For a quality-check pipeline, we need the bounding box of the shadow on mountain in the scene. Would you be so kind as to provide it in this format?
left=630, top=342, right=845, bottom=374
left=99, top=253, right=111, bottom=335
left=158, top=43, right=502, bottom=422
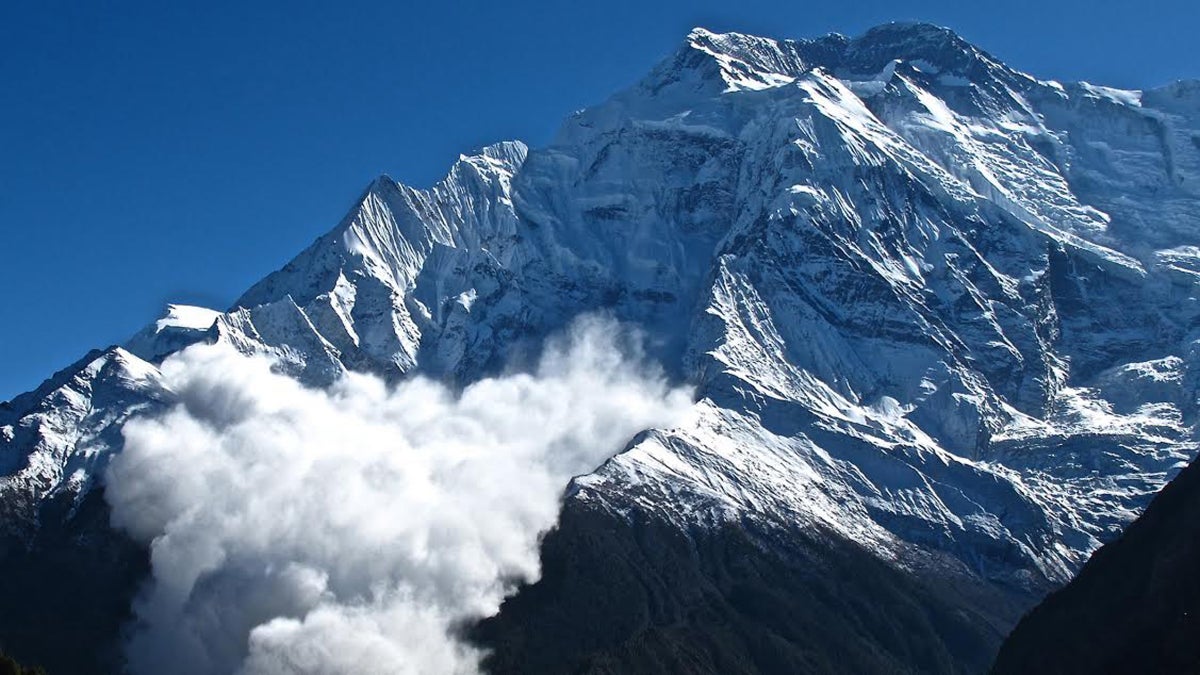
left=0, top=488, right=146, bottom=675
left=473, top=498, right=1033, bottom=675
left=993, top=454, right=1200, bottom=674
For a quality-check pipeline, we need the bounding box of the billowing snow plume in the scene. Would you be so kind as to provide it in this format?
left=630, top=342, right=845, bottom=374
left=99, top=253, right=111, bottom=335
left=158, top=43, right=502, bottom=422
left=104, top=314, right=693, bottom=675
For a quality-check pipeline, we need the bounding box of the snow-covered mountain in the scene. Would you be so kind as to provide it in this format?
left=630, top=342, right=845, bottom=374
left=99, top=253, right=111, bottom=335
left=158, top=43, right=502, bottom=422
left=993, top=440, right=1200, bottom=673
left=3, top=22, right=1199, bottom=674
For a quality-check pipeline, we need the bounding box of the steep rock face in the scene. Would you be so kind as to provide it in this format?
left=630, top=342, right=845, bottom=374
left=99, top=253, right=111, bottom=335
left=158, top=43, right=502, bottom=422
left=2, top=22, right=1198, bottom=674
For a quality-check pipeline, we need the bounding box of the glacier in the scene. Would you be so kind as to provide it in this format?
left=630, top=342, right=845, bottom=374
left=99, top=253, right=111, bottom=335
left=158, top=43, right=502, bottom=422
left=2, top=21, right=1198, bottom=674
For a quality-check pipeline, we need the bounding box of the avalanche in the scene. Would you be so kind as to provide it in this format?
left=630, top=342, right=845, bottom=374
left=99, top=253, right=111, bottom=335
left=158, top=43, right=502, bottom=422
left=2, top=20, right=1198, bottom=675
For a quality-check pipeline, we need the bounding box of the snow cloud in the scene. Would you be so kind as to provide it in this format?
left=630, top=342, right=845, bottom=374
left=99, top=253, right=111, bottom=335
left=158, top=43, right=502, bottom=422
left=105, top=315, right=693, bottom=675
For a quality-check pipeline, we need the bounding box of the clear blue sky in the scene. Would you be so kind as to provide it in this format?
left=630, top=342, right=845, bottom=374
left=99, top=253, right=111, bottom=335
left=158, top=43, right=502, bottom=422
left=2, top=0, right=1197, bottom=400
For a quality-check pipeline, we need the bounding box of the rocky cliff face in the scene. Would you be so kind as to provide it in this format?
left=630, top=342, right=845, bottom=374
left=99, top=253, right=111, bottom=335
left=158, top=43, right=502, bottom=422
left=2, top=22, right=1198, bottom=674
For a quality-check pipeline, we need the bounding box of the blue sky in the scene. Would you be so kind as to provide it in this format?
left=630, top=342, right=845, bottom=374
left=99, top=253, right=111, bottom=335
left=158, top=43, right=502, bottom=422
left=2, top=0, right=1197, bottom=400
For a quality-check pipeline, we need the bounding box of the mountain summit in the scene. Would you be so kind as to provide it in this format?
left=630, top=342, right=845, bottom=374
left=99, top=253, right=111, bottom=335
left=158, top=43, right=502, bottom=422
left=3, top=24, right=1199, bottom=674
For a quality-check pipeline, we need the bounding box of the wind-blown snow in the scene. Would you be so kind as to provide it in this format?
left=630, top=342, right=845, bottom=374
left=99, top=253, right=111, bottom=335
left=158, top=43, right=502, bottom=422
left=104, top=315, right=693, bottom=675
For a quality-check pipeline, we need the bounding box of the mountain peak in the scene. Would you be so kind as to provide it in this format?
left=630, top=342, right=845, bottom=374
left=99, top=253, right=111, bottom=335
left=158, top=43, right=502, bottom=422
left=668, top=26, right=813, bottom=92
left=452, top=140, right=528, bottom=183
left=658, top=23, right=1007, bottom=94
left=858, top=21, right=966, bottom=44
left=844, top=21, right=1006, bottom=78
left=125, top=304, right=220, bottom=362
left=368, top=173, right=397, bottom=191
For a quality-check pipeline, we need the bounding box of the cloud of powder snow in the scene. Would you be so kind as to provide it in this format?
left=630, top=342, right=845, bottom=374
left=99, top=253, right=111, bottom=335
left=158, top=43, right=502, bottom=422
left=104, top=314, right=693, bottom=675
